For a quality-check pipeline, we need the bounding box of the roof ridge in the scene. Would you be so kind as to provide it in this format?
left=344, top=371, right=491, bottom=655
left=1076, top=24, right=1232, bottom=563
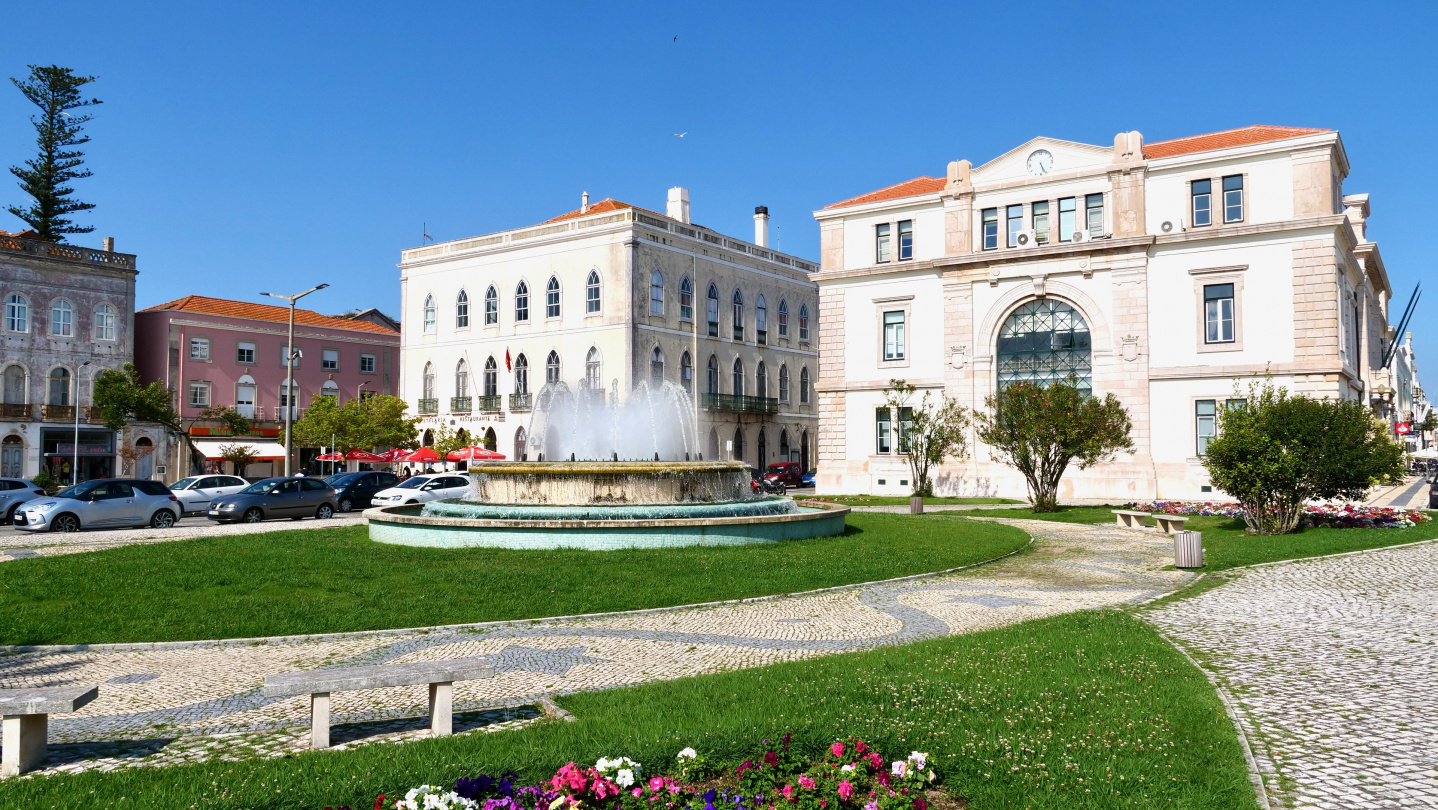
left=1145, top=124, right=1328, bottom=147
left=823, top=175, right=945, bottom=210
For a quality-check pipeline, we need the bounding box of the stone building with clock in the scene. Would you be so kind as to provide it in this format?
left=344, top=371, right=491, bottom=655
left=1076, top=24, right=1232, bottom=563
left=811, top=125, right=1406, bottom=500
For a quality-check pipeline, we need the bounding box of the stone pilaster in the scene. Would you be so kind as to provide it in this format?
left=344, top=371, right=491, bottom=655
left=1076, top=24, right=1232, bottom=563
left=816, top=284, right=847, bottom=490
left=943, top=160, right=973, bottom=257
left=1290, top=236, right=1343, bottom=397
left=819, top=220, right=844, bottom=271
left=1105, top=251, right=1153, bottom=461
left=1292, top=147, right=1340, bottom=218
left=1108, top=132, right=1147, bottom=238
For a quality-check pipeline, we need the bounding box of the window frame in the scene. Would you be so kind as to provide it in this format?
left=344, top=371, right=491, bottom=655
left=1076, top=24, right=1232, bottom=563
left=875, top=223, right=891, bottom=264
left=1084, top=193, right=1104, bottom=237
left=49, top=299, right=73, bottom=337
left=237, top=341, right=256, bottom=365
left=546, top=277, right=562, bottom=319
left=778, top=364, right=790, bottom=402
left=515, top=281, right=530, bottom=322
left=875, top=407, right=892, bottom=454
left=546, top=350, right=561, bottom=384
left=755, top=295, right=767, bottom=346
left=679, top=276, right=693, bottom=321
left=1195, top=399, right=1217, bottom=457
left=650, top=270, right=665, bottom=316
left=777, top=299, right=789, bottom=338
left=455, top=289, right=470, bottom=328
left=585, top=271, right=601, bottom=315
left=1032, top=200, right=1050, bottom=244
left=799, top=367, right=810, bottom=404
left=1006, top=204, right=1023, bottom=248
left=798, top=304, right=811, bottom=344
left=897, top=220, right=913, bottom=261
left=731, top=289, right=744, bottom=342
left=359, top=353, right=376, bottom=374
left=322, top=348, right=340, bottom=371
left=875, top=295, right=912, bottom=369
left=1222, top=174, right=1245, bottom=223
left=4, top=294, right=29, bottom=333
left=1202, top=283, right=1236, bottom=345
left=1057, top=197, right=1076, bottom=242
left=981, top=208, right=998, bottom=250
left=189, top=336, right=211, bottom=362
left=1190, top=265, right=1246, bottom=353
left=423, top=294, right=436, bottom=333
left=1191, top=179, right=1212, bottom=227
left=188, top=381, right=212, bottom=409
left=706, top=283, right=720, bottom=337
left=484, top=285, right=499, bottom=326
left=93, top=303, right=117, bottom=341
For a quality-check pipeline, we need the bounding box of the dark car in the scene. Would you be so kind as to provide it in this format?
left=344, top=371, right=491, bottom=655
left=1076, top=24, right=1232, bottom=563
left=207, top=477, right=338, bottom=523
left=324, top=471, right=399, bottom=512
left=763, top=462, right=803, bottom=488
left=1430, top=478, right=1438, bottom=509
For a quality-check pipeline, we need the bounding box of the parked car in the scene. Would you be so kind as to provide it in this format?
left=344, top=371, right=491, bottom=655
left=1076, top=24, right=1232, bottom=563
left=0, top=477, right=49, bottom=523
left=206, top=477, right=338, bottom=523
left=763, top=462, right=804, bottom=488
left=370, top=473, right=470, bottom=506
left=14, top=479, right=182, bottom=532
left=801, top=469, right=817, bottom=488
left=324, top=471, right=400, bottom=512
left=1430, top=478, right=1438, bottom=509
left=169, top=474, right=251, bottom=516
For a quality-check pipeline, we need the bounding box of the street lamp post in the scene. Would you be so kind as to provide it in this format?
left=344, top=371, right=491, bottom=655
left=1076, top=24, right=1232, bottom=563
left=261, top=284, right=329, bottom=477
left=72, top=360, right=92, bottom=485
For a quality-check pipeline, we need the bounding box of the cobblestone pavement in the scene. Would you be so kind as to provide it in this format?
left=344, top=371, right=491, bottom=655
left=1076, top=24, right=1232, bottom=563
left=0, top=512, right=366, bottom=562
left=1146, top=540, right=1438, bottom=809
left=0, top=517, right=1190, bottom=777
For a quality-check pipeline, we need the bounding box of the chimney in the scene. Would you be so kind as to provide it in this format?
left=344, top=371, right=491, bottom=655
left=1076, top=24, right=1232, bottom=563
left=102, top=236, right=114, bottom=252
left=666, top=186, right=691, bottom=224
left=580, top=191, right=590, bottom=214
left=753, top=206, right=769, bottom=247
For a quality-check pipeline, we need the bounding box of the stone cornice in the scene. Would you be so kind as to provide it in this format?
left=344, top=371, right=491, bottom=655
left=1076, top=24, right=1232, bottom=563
left=810, top=236, right=1154, bottom=283
left=1148, top=361, right=1352, bottom=381
left=816, top=377, right=944, bottom=393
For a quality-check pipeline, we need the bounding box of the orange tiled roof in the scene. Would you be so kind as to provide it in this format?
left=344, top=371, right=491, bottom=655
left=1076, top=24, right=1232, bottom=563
left=1142, top=125, right=1329, bottom=159
left=823, top=176, right=946, bottom=210
left=140, top=295, right=400, bottom=335
left=0, top=229, right=39, bottom=239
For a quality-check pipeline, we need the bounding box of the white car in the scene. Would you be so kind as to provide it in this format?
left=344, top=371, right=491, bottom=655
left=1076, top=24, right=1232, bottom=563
left=370, top=473, right=470, bottom=506
left=170, top=474, right=251, bottom=516
left=0, top=477, right=49, bottom=523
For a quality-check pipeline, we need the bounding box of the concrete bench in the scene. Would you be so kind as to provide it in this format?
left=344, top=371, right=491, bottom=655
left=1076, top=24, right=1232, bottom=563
left=262, top=656, right=493, bottom=749
left=1, top=686, right=99, bottom=778
left=1153, top=515, right=1190, bottom=535
left=1111, top=510, right=1150, bottom=529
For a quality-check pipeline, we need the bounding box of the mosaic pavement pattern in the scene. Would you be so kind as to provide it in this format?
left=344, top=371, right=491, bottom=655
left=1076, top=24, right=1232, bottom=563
left=1147, top=540, right=1438, bottom=809
left=0, top=518, right=1190, bottom=776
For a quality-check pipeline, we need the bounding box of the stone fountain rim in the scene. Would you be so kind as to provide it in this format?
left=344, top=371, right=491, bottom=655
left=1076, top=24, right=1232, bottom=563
left=364, top=499, right=849, bottom=530
left=465, top=460, right=750, bottom=475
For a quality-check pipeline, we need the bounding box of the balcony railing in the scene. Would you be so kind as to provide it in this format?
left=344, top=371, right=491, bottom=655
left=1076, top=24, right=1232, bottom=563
left=478, top=395, right=502, bottom=412
left=41, top=404, right=76, bottom=422
left=451, top=396, right=472, bottom=413
left=509, top=392, right=532, bottom=411
left=701, top=393, right=778, bottom=414
left=418, top=398, right=438, bottom=415
left=0, top=403, right=32, bottom=419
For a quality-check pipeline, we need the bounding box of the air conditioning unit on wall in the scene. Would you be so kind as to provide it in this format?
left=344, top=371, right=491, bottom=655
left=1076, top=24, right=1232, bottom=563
left=1070, top=229, right=1091, bottom=244
left=1013, top=229, right=1037, bottom=248
left=1160, top=217, right=1186, bottom=234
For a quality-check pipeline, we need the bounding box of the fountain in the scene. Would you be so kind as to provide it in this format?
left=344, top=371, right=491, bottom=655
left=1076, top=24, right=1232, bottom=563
left=365, top=380, right=847, bottom=550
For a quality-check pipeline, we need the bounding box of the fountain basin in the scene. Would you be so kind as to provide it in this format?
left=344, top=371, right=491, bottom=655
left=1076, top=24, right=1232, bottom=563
left=458, top=460, right=752, bottom=506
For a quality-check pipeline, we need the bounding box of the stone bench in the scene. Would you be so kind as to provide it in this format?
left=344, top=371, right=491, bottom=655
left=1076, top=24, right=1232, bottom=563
left=1, top=686, right=99, bottom=778
left=1111, top=510, right=1150, bottom=529
left=262, top=656, right=494, bottom=749
left=1153, top=515, right=1190, bottom=535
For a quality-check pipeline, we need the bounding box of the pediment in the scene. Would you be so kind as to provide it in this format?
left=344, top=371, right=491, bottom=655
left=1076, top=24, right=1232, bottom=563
left=971, top=137, right=1113, bottom=184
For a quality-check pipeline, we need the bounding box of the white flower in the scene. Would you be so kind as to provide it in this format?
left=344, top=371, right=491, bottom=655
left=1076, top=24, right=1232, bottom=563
left=840, top=764, right=855, bottom=773
left=891, top=761, right=907, bottom=777
left=909, top=751, right=927, bottom=770
left=677, top=747, right=698, bottom=760
left=616, top=769, right=635, bottom=788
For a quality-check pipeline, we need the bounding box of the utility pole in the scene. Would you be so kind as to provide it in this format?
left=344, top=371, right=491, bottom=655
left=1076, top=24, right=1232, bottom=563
left=262, top=284, right=329, bottom=476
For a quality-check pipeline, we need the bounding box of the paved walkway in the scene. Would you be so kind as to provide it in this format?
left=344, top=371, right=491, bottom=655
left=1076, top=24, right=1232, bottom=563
left=0, top=513, right=367, bottom=562
left=0, top=517, right=1188, bottom=776
left=1146, top=541, right=1438, bottom=809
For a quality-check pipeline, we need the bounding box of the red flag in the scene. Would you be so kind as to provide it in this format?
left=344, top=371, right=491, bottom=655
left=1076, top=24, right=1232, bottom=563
left=505, top=348, right=512, bottom=371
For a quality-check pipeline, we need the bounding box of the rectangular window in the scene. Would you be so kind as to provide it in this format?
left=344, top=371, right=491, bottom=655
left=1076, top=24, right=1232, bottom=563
left=236, top=342, right=255, bottom=364
left=898, top=406, right=914, bottom=454
left=1032, top=201, right=1049, bottom=244
left=1191, top=179, right=1212, bottom=227
left=883, top=311, right=905, bottom=360
left=188, top=382, right=211, bottom=408
left=707, top=294, right=719, bottom=337
left=1085, top=193, right=1104, bottom=236
left=281, top=345, right=298, bottom=367
left=875, top=223, right=891, bottom=263
left=875, top=408, right=891, bottom=454
left=981, top=208, right=998, bottom=250
left=680, top=284, right=693, bottom=321
left=897, top=220, right=913, bottom=260
left=1058, top=197, right=1076, bottom=242
left=1223, top=175, right=1244, bottom=223
left=360, top=353, right=376, bottom=374
left=322, top=349, right=339, bottom=371
left=189, top=337, right=210, bottom=361
left=1204, top=283, right=1235, bottom=343
left=1005, top=205, right=1023, bottom=248
left=1196, top=400, right=1217, bottom=455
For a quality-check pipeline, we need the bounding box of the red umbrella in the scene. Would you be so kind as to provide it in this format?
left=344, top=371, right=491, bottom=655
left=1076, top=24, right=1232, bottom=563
left=345, top=449, right=388, bottom=462
left=446, top=446, right=506, bottom=462
left=316, top=451, right=345, bottom=462
left=378, top=448, right=410, bottom=461
left=404, top=446, right=441, bottom=462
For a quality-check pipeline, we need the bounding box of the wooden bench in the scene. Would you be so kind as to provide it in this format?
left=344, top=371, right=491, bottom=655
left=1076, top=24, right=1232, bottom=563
left=1, top=686, right=99, bottom=778
left=262, top=656, right=494, bottom=749
left=1111, top=510, right=1150, bottom=529
left=1153, top=515, right=1190, bottom=535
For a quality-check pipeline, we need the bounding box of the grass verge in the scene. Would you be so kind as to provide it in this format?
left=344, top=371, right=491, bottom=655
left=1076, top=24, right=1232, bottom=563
left=0, top=513, right=1027, bottom=646
left=0, top=611, right=1259, bottom=810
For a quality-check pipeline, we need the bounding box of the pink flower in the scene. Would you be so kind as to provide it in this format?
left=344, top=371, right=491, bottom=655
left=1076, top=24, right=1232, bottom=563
left=799, top=777, right=816, bottom=790
left=830, top=742, right=845, bottom=758
left=855, top=741, right=867, bottom=755
left=633, top=788, right=644, bottom=798
left=838, top=781, right=854, bottom=802
left=868, top=753, right=883, bottom=770
left=649, top=777, right=664, bottom=793
left=781, top=786, right=795, bottom=799
left=764, top=751, right=779, bottom=767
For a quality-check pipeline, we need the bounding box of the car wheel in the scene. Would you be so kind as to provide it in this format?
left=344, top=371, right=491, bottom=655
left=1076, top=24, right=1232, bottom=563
left=406, top=499, right=418, bottom=505
left=316, top=504, right=334, bottom=520
left=242, top=507, right=264, bottom=523
left=51, top=513, right=81, bottom=533
left=150, top=510, right=177, bottom=528
left=4, top=503, right=18, bottom=524
left=338, top=498, right=353, bottom=513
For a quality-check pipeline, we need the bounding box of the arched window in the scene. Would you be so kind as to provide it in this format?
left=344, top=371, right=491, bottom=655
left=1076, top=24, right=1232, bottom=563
left=731, top=289, right=744, bottom=340
left=482, top=427, right=497, bottom=451
left=421, top=428, right=434, bottom=447
left=50, top=300, right=72, bottom=337
left=779, top=429, right=791, bottom=461
left=650, top=347, right=664, bottom=385
left=485, top=285, right=499, bottom=325
left=422, top=362, right=435, bottom=400
left=133, top=436, right=153, bottom=479
left=455, top=359, right=469, bottom=397
left=996, top=299, right=1093, bottom=394
left=800, top=367, right=810, bottom=404
left=2, top=365, right=25, bottom=404
left=679, top=276, right=693, bottom=320
left=48, top=367, right=71, bottom=406
left=707, top=428, right=719, bottom=461
left=455, top=290, right=470, bottom=328
left=423, top=295, right=436, bottom=333
left=732, top=357, right=744, bottom=397
left=732, top=426, right=745, bottom=463
left=5, top=294, right=29, bottom=333
left=546, top=350, right=561, bottom=383
left=320, top=380, right=340, bottom=398
left=514, top=353, right=529, bottom=394
left=93, top=304, right=116, bottom=341
left=757, top=427, right=768, bottom=468
left=706, top=354, right=719, bottom=394
left=778, top=299, right=789, bottom=337
left=778, top=364, right=790, bottom=402
left=515, top=281, right=530, bottom=321
left=586, top=271, right=601, bottom=314
left=514, top=426, right=528, bottom=460
left=755, top=360, right=767, bottom=398
left=798, top=304, right=810, bottom=342
left=546, top=276, right=562, bottom=318
left=484, top=356, right=498, bottom=397
left=706, top=283, right=720, bottom=336
left=755, top=295, right=767, bottom=344
left=585, top=347, right=602, bottom=389
left=680, top=351, right=693, bottom=395
left=650, top=270, right=664, bottom=316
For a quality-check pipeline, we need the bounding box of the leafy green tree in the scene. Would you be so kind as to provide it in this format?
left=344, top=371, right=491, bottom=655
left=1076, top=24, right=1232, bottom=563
left=1203, top=380, right=1406, bottom=535
left=292, top=394, right=417, bottom=453
left=92, top=363, right=252, bottom=476
left=881, top=379, right=970, bottom=498
left=1418, top=411, right=1438, bottom=448
left=976, top=378, right=1134, bottom=512
left=7, top=65, right=102, bottom=242
left=218, top=444, right=260, bottom=478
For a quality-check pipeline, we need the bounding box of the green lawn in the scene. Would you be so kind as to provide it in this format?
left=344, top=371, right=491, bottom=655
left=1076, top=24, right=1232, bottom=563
left=936, top=505, right=1438, bottom=570
left=0, top=611, right=1259, bottom=810
left=0, top=513, right=1027, bottom=646
left=804, top=495, right=1021, bottom=505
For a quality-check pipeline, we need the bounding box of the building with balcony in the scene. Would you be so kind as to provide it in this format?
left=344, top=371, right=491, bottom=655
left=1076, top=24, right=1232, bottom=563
left=399, top=188, right=820, bottom=470
left=134, top=295, right=401, bottom=479
left=813, top=125, right=1414, bottom=500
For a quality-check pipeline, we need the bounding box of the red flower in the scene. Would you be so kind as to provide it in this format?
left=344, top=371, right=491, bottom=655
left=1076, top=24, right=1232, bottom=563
left=764, top=751, right=779, bottom=767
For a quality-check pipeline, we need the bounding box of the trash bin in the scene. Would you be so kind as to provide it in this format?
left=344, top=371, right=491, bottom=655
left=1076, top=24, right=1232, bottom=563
left=909, top=496, right=924, bottom=514
left=1174, top=530, right=1203, bottom=568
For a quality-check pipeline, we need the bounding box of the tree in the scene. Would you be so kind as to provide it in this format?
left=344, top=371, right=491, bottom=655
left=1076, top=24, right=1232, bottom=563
left=881, top=379, right=970, bottom=498
left=117, top=439, right=155, bottom=477
left=92, top=363, right=253, bottom=476
left=218, top=444, right=260, bottom=478
left=7, top=65, right=102, bottom=242
left=1418, top=411, right=1438, bottom=448
left=425, top=421, right=468, bottom=461
left=976, top=378, right=1133, bottom=512
left=291, top=394, right=417, bottom=453
left=1203, top=380, right=1406, bottom=535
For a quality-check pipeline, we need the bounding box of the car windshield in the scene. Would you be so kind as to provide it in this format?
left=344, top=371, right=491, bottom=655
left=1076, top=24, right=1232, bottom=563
left=766, top=465, right=788, bottom=473
left=325, top=473, right=363, bottom=486
left=240, top=481, right=279, bottom=494
left=395, top=477, right=428, bottom=489
left=54, top=480, right=106, bottom=500
left=170, top=477, right=200, bottom=490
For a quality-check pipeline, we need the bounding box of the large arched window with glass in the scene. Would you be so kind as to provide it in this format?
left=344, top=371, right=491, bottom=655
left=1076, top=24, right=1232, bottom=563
left=755, top=360, right=767, bottom=398
left=547, top=277, right=562, bottom=318
left=455, top=290, right=470, bottom=328
left=515, top=281, right=530, bottom=322
left=799, top=367, right=810, bottom=404
left=680, top=351, right=692, bottom=395
left=483, top=356, right=498, bottom=397
left=778, top=364, right=790, bottom=402
left=731, top=290, right=744, bottom=341
left=484, top=285, right=498, bottom=325
left=777, top=299, right=789, bottom=337
left=514, top=353, right=529, bottom=394
left=649, top=270, right=664, bottom=316
left=755, top=295, right=767, bottom=345
left=798, top=304, right=810, bottom=342
left=706, top=283, right=720, bottom=336
left=93, top=304, right=117, bottom=341
left=706, top=354, right=719, bottom=394
left=422, top=362, right=435, bottom=400
left=50, top=300, right=72, bottom=337
left=454, top=359, right=469, bottom=397
left=48, top=367, right=71, bottom=406
left=423, top=295, right=436, bottom=333
left=2, top=365, right=25, bottom=405
left=585, top=271, right=601, bottom=314
left=6, top=294, right=29, bottom=333
left=546, top=350, right=561, bottom=383
left=731, top=357, right=744, bottom=397
left=585, top=347, right=602, bottom=389
left=996, top=299, right=1093, bottom=394
left=679, top=276, right=693, bottom=320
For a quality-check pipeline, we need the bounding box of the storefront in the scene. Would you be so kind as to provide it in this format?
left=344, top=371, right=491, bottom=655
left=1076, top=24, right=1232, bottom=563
left=41, top=428, right=115, bottom=485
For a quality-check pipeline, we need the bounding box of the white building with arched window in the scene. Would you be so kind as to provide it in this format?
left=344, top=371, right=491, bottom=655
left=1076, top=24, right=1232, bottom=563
left=813, top=126, right=1412, bottom=500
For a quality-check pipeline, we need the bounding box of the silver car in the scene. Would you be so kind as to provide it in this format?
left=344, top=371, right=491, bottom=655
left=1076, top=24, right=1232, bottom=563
left=170, top=474, right=250, bottom=516
left=0, top=477, right=48, bottom=523
left=370, top=473, right=470, bottom=506
left=15, top=479, right=183, bottom=532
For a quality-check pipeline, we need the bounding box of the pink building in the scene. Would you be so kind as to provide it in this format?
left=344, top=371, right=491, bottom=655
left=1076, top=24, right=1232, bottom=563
left=135, top=296, right=400, bottom=480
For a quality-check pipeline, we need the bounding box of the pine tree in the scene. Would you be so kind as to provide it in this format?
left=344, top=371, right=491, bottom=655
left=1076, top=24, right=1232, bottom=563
left=7, top=65, right=102, bottom=242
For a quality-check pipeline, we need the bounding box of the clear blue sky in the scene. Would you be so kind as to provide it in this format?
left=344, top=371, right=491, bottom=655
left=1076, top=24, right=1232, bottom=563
left=2, top=1, right=1433, bottom=371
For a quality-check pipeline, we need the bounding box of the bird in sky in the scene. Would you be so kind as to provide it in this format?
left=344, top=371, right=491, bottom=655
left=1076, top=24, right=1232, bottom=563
left=674, top=132, right=687, bottom=138
left=673, top=35, right=677, bottom=42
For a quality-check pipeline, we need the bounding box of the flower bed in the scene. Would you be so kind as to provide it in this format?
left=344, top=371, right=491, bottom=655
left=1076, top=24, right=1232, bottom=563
left=1121, top=501, right=1429, bottom=529
left=332, top=738, right=942, bottom=810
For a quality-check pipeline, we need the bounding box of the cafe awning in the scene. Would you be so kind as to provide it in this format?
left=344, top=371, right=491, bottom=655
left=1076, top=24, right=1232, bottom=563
left=192, top=439, right=289, bottom=461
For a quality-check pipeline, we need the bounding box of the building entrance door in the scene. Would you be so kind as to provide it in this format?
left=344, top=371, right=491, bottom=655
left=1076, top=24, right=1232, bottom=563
left=1, top=436, right=21, bottom=478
